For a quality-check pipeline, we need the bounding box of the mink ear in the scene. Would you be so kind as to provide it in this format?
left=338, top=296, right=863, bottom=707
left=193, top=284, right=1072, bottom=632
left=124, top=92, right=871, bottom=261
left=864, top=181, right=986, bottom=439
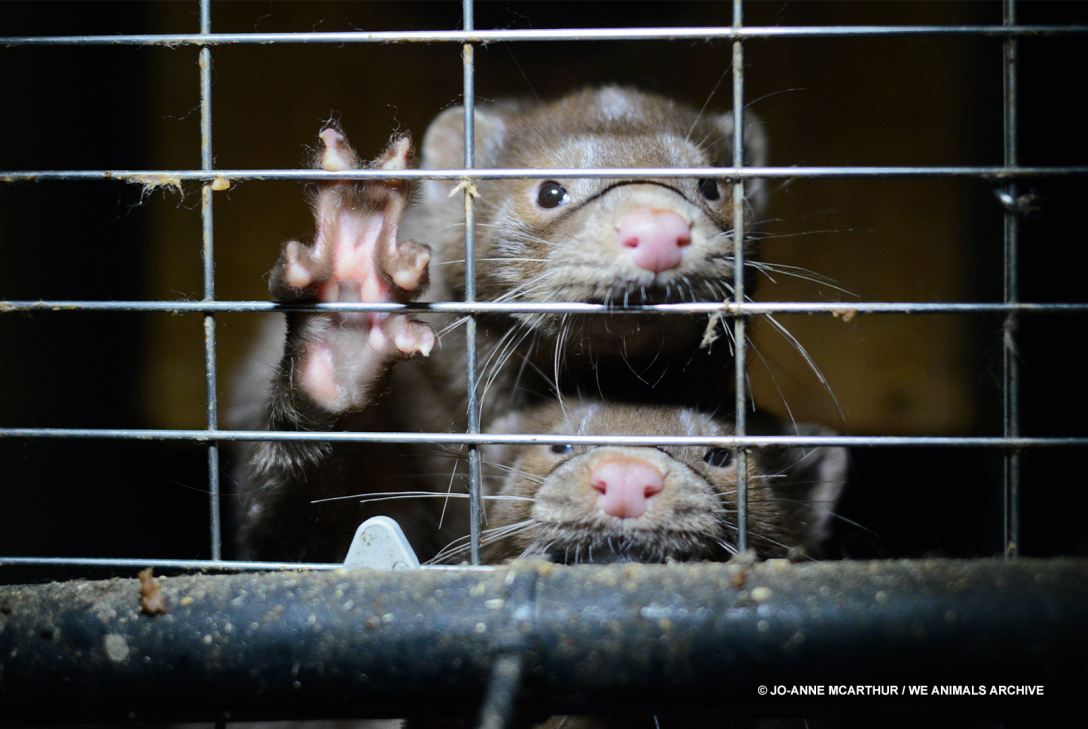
left=419, top=104, right=511, bottom=201
left=710, top=110, right=769, bottom=217
left=762, top=422, right=849, bottom=556
left=481, top=401, right=571, bottom=498
left=479, top=408, right=535, bottom=498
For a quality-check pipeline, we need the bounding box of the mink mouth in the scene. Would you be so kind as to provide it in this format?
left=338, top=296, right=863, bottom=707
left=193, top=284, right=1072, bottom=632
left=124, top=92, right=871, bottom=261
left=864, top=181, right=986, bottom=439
left=545, top=274, right=728, bottom=309
left=546, top=540, right=713, bottom=565
left=548, top=544, right=664, bottom=565
left=596, top=284, right=685, bottom=307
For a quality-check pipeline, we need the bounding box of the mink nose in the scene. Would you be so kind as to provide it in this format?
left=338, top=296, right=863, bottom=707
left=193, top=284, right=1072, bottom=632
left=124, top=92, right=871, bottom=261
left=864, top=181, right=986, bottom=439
left=590, top=456, right=664, bottom=519
left=615, top=208, right=692, bottom=273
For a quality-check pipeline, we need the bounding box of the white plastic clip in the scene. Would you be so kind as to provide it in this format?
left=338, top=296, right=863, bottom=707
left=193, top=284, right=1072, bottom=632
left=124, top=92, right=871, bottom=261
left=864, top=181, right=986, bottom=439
left=343, top=516, right=421, bottom=571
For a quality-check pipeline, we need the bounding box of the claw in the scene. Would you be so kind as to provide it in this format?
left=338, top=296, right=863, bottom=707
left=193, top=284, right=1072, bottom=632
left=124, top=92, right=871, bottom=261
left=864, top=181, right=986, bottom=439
left=414, top=327, right=436, bottom=357
left=284, top=240, right=314, bottom=289
left=379, top=135, right=412, bottom=171
left=319, top=128, right=359, bottom=172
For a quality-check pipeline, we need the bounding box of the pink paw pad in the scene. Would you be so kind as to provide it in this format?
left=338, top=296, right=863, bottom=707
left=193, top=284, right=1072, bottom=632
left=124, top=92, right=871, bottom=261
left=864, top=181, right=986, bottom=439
left=283, top=241, right=315, bottom=290
left=300, top=343, right=340, bottom=407
left=391, top=249, right=430, bottom=291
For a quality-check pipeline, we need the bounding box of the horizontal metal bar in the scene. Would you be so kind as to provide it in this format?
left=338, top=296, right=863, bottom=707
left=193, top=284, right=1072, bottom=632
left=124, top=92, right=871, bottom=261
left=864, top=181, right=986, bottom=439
left=0, top=557, right=341, bottom=573
left=2, top=25, right=1086, bottom=47
left=0, top=427, right=1086, bottom=448
left=2, top=300, right=1087, bottom=316
left=1, top=560, right=1083, bottom=723
left=0, top=557, right=487, bottom=573
left=4, top=166, right=1088, bottom=182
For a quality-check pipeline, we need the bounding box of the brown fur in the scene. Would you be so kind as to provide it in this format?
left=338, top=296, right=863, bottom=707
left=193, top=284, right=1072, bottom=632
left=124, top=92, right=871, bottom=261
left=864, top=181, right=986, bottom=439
left=232, top=87, right=773, bottom=564
left=476, top=401, right=847, bottom=565
left=406, top=86, right=767, bottom=367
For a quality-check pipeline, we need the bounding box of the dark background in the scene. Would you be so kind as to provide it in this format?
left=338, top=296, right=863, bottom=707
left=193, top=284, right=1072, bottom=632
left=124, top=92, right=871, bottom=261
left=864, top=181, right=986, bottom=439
left=1, top=1, right=1086, bottom=570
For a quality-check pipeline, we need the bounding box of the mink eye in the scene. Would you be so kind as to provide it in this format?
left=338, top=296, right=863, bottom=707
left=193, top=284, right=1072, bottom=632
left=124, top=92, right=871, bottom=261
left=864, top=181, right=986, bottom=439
left=697, top=178, right=721, bottom=202
left=703, top=448, right=733, bottom=467
left=537, top=181, right=570, bottom=209
left=550, top=443, right=574, bottom=455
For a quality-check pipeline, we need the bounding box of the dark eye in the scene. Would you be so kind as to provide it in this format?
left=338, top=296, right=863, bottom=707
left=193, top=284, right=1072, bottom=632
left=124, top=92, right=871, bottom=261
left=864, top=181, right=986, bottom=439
left=550, top=443, right=573, bottom=455
left=697, top=178, right=721, bottom=202
left=703, top=448, right=733, bottom=467
left=537, top=181, right=570, bottom=209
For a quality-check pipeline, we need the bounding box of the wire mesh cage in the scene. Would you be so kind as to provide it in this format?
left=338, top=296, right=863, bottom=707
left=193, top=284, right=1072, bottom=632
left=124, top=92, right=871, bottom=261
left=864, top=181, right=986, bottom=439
left=2, top=0, right=1087, bottom=725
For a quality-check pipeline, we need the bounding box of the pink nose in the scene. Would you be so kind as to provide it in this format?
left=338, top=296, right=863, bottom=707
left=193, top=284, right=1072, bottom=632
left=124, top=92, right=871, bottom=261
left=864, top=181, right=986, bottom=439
left=615, top=208, right=692, bottom=273
left=589, top=456, right=664, bottom=519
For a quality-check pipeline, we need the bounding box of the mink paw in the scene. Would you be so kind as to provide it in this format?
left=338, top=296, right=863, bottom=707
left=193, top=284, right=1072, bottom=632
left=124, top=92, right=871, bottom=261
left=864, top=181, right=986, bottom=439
left=271, top=129, right=435, bottom=411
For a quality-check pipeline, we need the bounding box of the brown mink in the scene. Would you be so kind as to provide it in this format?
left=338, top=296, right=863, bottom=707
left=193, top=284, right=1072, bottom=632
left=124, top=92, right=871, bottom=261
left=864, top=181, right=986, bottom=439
left=232, top=86, right=773, bottom=563
left=470, top=400, right=847, bottom=566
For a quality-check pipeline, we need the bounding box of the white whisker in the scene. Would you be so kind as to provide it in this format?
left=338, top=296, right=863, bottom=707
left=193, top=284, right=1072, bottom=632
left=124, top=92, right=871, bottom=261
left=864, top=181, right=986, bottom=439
left=310, top=491, right=534, bottom=505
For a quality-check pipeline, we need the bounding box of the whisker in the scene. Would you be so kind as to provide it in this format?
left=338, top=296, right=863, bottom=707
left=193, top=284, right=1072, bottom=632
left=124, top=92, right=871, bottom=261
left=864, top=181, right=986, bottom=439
left=428, top=519, right=537, bottom=564
left=310, top=491, right=535, bottom=505
left=764, top=313, right=845, bottom=426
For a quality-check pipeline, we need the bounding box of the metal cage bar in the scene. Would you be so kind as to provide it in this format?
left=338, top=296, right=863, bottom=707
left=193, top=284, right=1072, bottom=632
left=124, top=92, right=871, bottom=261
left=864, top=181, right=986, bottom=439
left=2, top=301, right=1087, bottom=315
left=199, top=0, right=222, bottom=563
left=731, top=0, right=750, bottom=552
left=461, top=0, right=483, bottom=567
left=1002, top=0, right=1022, bottom=559
left=2, top=428, right=1086, bottom=448
left=6, top=164, right=1088, bottom=182
left=4, top=25, right=1088, bottom=47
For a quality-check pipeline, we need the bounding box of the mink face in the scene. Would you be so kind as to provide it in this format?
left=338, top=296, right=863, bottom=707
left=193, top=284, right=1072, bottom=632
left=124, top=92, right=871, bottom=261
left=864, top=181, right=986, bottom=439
left=405, top=85, right=768, bottom=361
left=479, top=401, right=847, bottom=565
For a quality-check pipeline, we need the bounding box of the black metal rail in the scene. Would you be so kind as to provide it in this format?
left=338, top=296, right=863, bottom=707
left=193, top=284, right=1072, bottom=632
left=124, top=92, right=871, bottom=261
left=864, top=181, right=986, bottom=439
left=1, top=560, right=1084, bottom=725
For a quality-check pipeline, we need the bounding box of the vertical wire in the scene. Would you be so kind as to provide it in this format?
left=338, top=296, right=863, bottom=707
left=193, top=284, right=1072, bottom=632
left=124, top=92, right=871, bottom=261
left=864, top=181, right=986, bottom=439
left=462, top=0, right=482, bottom=566
left=1002, top=0, right=1021, bottom=558
left=731, top=0, right=749, bottom=552
left=199, top=0, right=222, bottom=562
